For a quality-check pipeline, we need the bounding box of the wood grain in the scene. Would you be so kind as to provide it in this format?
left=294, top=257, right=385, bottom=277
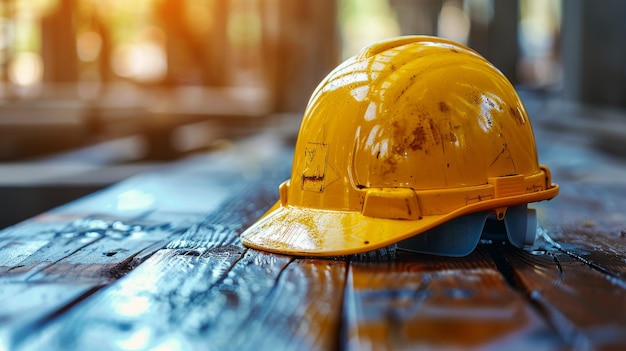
left=16, top=175, right=348, bottom=350
left=343, top=248, right=564, bottom=350
left=15, top=247, right=246, bottom=350
left=532, top=116, right=626, bottom=280
left=0, top=213, right=177, bottom=351
left=502, top=237, right=626, bottom=350
left=534, top=182, right=626, bottom=280
left=19, top=250, right=348, bottom=351
left=226, top=257, right=346, bottom=351
left=1, top=214, right=174, bottom=282
left=166, top=177, right=281, bottom=251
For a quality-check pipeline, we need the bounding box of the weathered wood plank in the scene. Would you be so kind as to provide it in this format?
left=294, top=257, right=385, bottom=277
left=532, top=115, right=626, bottom=279
left=0, top=215, right=172, bottom=281
left=166, top=177, right=281, bottom=251
left=165, top=249, right=295, bottom=349
left=10, top=247, right=246, bottom=350
left=30, top=232, right=167, bottom=285
left=0, top=283, right=98, bottom=351
left=0, top=213, right=196, bottom=347
left=501, top=235, right=626, bottom=350
left=533, top=182, right=626, bottom=280
left=225, top=257, right=346, bottom=351
left=0, top=213, right=181, bottom=351
left=0, top=222, right=102, bottom=278
left=19, top=247, right=348, bottom=351
left=15, top=179, right=348, bottom=350
left=0, top=214, right=92, bottom=274
left=11, top=135, right=299, bottom=350
left=343, top=248, right=564, bottom=350
left=0, top=213, right=75, bottom=240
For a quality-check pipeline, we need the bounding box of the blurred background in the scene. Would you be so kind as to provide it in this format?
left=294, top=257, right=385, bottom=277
left=0, top=0, right=625, bottom=228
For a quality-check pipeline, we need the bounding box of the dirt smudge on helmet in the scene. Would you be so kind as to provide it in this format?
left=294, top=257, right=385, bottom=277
left=429, top=119, right=442, bottom=146
left=409, top=125, right=428, bottom=151
left=509, top=106, right=525, bottom=125
left=439, top=101, right=451, bottom=113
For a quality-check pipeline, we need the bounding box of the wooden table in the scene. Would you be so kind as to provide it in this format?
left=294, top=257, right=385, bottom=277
left=1, top=96, right=625, bottom=350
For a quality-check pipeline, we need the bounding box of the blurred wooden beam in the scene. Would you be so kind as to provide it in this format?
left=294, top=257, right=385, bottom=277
left=562, top=0, right=626, bottom=108
left=262, top=0, right=340, bottom=113
left=390, top=0, right=442, bottom=35
left=487, top=0, right=519, bottom=84
left=40, top=0, right=79, bottom=82
left=466, top=0, right=520, bottom=84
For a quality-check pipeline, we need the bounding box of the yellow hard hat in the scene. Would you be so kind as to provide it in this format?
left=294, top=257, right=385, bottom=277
left=241, top=35, right=558, bottom=257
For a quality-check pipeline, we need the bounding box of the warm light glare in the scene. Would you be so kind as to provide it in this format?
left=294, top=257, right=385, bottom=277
left=518, top=0, right=562, bottom=87
left=111, top=295, right=152, bottom=318
left=228, top=11, right=262, bottom=47
left=340, top=0, right=401, bottom=59
left=519, top=0, right=559, bottom=57
left=8, top=52, right=43, bottom=86
left=112, top=42, right=166, bottom=82
left=115, top=189, right=155, bottom=211
left=115, top=326, right=152, bottom=350
left=437, top=1, right=470, bottom=45
left=186, top=1, right=214, bottom=36
left=77, top=31, right=103, bottom=62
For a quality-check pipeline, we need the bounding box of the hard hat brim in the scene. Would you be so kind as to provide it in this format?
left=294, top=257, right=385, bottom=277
left=240, top=201, right=451, bottom=257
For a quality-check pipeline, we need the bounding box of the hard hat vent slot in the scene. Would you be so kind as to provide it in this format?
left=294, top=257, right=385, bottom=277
left=362, top=188, right=421, bottom=220
left=489, top=175, right=525, bottom=198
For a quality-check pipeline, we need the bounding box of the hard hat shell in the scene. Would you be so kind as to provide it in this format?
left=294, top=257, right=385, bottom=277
left=241, top=36, right=558, bottom=256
